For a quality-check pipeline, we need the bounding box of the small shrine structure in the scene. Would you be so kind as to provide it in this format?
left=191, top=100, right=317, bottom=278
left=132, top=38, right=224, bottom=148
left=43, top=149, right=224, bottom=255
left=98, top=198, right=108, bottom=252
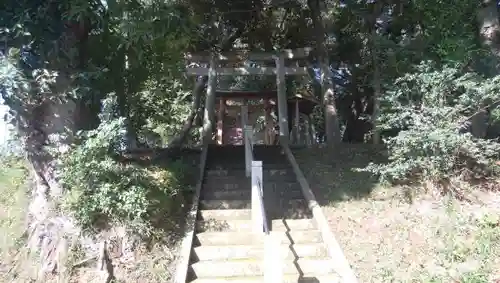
left=185, top=48, right=318, bottom=146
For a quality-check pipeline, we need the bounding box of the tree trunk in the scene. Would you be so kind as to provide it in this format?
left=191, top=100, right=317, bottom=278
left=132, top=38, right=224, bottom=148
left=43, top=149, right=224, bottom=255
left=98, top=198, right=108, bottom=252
left=202, top=55, right=217, bottom=144
left=307, top=0, right=342, bottom=147
left=166, top=76, right=207, bottom=147
left=474, top=0, right=500, bottom=137
left=371, top=29, right=382, bottom=144
left=24, top=77, right=77, bottom=198
left=478, top=0, right=500, bottom=58
left=19, top=73, right=82, bottom=279
left=470, top=110, right=489, bottom=138
left=166, top=30, right=244, bottom=148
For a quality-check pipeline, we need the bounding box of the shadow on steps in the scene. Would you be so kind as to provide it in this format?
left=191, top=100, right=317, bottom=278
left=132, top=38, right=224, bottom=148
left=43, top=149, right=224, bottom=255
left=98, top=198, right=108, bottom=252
left=300, top=278, right=320, bottom=283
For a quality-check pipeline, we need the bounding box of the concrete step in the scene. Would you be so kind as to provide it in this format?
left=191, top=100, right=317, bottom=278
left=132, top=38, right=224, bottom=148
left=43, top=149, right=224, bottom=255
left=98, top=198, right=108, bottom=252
left=195, top=230, right=323, bottom=246
left=199, top=199, right=251, bottom=210
left=196, top=219, right=253, bottom=232
left=206, top=168, right=293, bottom=175
left=199, top=199, right=308, bottom=210
left=265, top=182, right=303, bottom=193
left=199, top=209, right=251, bottom=221
left=193, top=243, right=328, bottom=261
left=202, top=180, right=301, bottom=192
left=196, top=219, right=316, bottom=233
left=271, top=219, right=316, bottom=231
left=200, top=189, right=251, bottom=200
left=206, top=160, right=289, bottom=168
left=201, top=188, right=304, bottom=200
left=190, top=258, right=336, bottom=278
left=206, top=165, right=291, bottom=171
left=202, top=181, right=250, bottom=191
left=207, top=147, right=285, bottom=156
left=206, top=145, right=288, bottom=159
left=206, top=169, right=295, bottom=180
left=206, top=152, right=287, bottom=162
left=197, top=200, right=310, bottom=220
left=268, top=205, right=312, bottom=220
left=189, top=274, right=341, bottom=283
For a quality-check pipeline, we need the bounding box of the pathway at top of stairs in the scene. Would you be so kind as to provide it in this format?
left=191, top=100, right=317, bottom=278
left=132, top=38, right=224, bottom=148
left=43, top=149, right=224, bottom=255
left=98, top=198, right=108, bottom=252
left=186, top=145, right=340, bottom=283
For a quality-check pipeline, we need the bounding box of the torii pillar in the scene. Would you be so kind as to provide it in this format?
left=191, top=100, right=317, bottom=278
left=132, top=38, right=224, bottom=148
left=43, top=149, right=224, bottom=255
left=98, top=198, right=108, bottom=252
left=216, top=98, right=226, bottom=145
left=275, top=54, right=289, bottom=144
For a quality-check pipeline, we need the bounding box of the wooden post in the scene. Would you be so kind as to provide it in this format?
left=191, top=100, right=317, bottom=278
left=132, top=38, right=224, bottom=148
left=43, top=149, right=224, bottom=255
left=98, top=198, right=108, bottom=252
left=310, top=115, right=317, bottom=145
left=275, top=55, right=289, bottom=144
left=241, top=101, right=249, bottom=146
left=264, top=99, right=273, bottom=145
left=251, top=160, right=264, bottom=233
left=217, top=99, right=225, bottom=145
left=244, top=126, right=253, bottom=177
left=305, top=114, right=312, bottom=147
left=241, top=104, right=248, bottom=127
left=202, top=55, right=217, bottom=144
left=295, top=99, right=300, bottom=144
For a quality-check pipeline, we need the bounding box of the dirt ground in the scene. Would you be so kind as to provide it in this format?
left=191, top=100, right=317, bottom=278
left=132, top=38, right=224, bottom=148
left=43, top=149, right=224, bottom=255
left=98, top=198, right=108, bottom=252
left=295, top=146, right=500, bottom=283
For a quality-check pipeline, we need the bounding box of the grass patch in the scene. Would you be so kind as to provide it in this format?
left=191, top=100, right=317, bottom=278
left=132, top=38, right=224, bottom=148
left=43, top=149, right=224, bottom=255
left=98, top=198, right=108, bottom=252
left=295, top=146, right=500, bottom=282
left=0, top=158, right=29, bottom=279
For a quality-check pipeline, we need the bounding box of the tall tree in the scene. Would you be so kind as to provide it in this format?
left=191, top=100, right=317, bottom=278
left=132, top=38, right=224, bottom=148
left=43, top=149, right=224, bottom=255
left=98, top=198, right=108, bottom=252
left=477, top=0, right=500, bottom=61
left=368, top=1, right=384, bottom=144
left=307, top=0, right=342, bottom=147
left=473, top=0, right=500, bottom=137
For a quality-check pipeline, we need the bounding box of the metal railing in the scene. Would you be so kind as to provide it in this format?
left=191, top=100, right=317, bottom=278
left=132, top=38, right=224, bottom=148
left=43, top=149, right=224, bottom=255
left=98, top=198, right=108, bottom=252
left=243, top=125, right=282, bottom=283
left=244, top=125, right=253, bottom=178
left=244, top=125, right=264, bottom=232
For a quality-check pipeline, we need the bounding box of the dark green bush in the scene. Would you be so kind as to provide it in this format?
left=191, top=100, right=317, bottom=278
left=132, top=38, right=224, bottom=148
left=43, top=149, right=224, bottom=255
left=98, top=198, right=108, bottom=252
left=60, top=117, right=188, bottom=235
left=362, top=63, right=500, bottom=185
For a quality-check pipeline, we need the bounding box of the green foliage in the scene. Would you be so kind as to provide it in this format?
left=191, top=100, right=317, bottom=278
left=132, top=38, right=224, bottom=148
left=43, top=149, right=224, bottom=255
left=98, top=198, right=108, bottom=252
left=2, top=0, right=199, bottom=139
left=60, top=116, right=188, bottom=235
left=138, top=78, right=195, bottom=146
left=0, top=0, right=498, bottom=237
left=411, top=0, right=480, bottom=62
left=363, top=62, right=500, bottom=183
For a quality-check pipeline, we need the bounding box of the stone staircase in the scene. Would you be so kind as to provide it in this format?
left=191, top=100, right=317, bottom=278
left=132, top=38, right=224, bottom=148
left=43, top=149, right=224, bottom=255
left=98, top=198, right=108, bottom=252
left=186, top=145, right=340, bottom=283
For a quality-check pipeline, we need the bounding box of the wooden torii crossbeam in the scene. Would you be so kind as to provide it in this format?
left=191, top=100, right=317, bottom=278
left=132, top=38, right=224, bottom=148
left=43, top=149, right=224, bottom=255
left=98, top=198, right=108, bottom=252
left=185, top=48, right=312, bottom=76
left=185, top=47, right=313, bottom=62
left=186, top=67, right=308, bottom=76
left=185, top=48, right=312, bottom=144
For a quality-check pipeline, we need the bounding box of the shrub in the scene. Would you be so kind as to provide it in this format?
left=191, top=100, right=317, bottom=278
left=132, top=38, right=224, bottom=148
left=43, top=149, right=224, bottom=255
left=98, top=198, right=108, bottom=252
left=60, top=117, right=188, bottom=235
left=363, top=62, right=500, bottom=186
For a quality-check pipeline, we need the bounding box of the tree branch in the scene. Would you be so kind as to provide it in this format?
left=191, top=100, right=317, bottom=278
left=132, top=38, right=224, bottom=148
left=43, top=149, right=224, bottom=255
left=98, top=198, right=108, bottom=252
left=163, top=28, right=245, bottom=150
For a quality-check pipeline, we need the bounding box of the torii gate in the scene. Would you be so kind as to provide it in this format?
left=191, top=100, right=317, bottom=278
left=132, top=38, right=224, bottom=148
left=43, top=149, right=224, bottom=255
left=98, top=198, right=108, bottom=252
left=185, top=47, right=312, bottom=145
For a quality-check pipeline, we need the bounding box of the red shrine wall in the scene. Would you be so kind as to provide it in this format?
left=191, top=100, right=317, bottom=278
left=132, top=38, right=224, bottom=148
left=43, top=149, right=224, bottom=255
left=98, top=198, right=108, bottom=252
left=216, top=100, right=276, bottom=145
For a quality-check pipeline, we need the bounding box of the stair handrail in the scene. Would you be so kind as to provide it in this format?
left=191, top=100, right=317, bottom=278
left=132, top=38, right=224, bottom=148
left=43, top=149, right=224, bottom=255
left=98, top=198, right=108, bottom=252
left=255, top=172, right=269, bottom=234
left=244, top=126, right=281, bottom=282
left=245, top=125, right=265, bottom=233
left=244, top=125, right=254, bottom=177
